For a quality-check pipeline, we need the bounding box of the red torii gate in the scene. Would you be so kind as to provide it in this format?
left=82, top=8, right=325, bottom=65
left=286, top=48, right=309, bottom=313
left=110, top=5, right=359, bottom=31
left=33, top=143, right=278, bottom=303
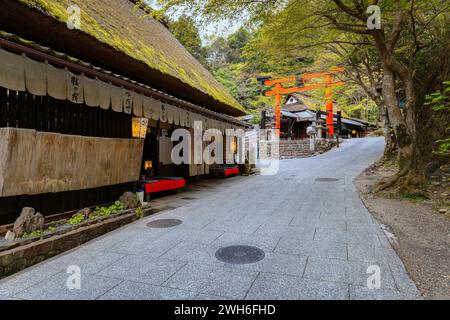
left=263, top=67, right=345, bottom=137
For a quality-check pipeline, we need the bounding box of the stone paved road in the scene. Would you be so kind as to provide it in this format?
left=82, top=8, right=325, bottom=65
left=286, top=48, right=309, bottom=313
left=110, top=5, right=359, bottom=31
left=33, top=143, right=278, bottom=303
left=0, top=138, right=422, bottom=300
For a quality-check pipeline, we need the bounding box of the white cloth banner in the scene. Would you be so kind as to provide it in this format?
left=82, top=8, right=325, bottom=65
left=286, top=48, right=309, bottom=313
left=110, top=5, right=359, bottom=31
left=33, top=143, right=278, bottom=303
left=185, top=110, right=191, bottom=128
left=67, top=72, right=84, bottom=104
left=179, top=109, right=186, bottom=127
left=142, top=95, right=153, bottom=119
left=190, top=113, right=199, bottom=128
left=111, top=84, right=123, bottom=112
left=150, top=98, right=161, bottom=121
left=160, top=103, right=168, bottom=123
left=132, top=91, right=143, bottom=116
left=0, top=48, right=25, bottom=92
left=172, top=106, right=180, bottom=126
left=98, top=80, right=111, bottom=109
left=166, top=104, right=174, bottom=124
left=0, top=49, right=243, bottom=132
left=24, top=57, right=46, bottom=96
left=122, top=89, right=133, bottom=114
left=83, top=75, right=100, bottom=107
left=46, top=64, right=67, bottom=100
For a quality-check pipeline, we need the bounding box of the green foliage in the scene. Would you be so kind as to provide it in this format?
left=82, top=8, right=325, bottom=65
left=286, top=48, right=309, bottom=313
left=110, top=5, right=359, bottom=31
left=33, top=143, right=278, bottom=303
left=22, top=226, right=57, bottom=239
left=426, top=81, right=450, bottom=156
left=402, top=193, right=428, bottom=204
left=22, top=230, right=43, bottom=239
left=426, top=81, right=450, bottom=111
left=201, top=26, right=314, bottom=114
left=251, top=113, right=261, bottom=125
left=89, top=201, right=125, bottom=220
left=135, top=207, right=144, bottom=219
left=168, top=15, right=208, bottom=67
left=434, top=138, right=450, bottom=156
left=68, top=213, right=85, bottom=225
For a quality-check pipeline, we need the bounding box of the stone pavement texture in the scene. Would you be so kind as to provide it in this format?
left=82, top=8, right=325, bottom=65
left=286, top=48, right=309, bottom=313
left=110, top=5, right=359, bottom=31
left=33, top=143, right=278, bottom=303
left=0, top=138, right=422, bottom=300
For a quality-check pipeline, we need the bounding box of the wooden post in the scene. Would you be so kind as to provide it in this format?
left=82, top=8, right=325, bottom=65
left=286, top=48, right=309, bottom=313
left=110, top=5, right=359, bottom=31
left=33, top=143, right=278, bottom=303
left=275, top=83, right=282, bottom=137
left=325, top=75, right=334, bottom=138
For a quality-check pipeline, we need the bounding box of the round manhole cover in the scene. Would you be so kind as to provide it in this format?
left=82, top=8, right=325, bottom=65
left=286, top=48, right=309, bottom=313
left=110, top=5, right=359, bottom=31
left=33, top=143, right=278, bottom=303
left=215, top=245, right=265, bottom=264
left=146, top=219, right=182, bottom=228
left=315, top=177, right=340, bottom=182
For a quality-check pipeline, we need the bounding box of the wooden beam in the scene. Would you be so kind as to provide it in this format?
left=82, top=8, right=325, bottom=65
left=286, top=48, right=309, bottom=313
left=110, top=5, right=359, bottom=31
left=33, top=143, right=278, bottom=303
left=265, top=82, right=345, bottom=96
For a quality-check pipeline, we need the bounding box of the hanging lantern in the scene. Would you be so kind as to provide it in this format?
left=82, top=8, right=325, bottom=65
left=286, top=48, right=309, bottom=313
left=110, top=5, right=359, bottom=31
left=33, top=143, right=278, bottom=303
left=145, top=160, right=153, bottom=170
left=132, top=117, right=149, bottom=139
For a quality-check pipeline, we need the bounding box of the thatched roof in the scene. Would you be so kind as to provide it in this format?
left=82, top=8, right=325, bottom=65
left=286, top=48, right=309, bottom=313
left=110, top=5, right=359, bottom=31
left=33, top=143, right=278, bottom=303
left=7, top=0, right=245, bottom=116
left=284, top=104, right=309, bottom=113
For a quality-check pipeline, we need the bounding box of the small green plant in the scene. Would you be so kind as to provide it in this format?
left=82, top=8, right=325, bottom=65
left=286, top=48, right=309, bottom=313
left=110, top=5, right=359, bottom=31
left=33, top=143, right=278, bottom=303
left=110, top=201, right=125, bottom=213
left=68, top=213, right=85, bottom=225
left=23, top=225, right=57, bottom=239
left=23, top=230, right=43, bottom=239
left=402, top=193, right=428, bottom=204
left=89, top=201, right=126, bottom=221
left=89, top=212, right=99, bottom=220
left=92, top=201, right=125, bottom=219
left=135, top=207, right=144, bottom=219
left=46, top=226, right=56, bottom=233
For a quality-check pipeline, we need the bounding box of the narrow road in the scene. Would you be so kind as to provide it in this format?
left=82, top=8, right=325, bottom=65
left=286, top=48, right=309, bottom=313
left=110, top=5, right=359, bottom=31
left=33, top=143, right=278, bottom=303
left=0, top=138, right=422, bottom=300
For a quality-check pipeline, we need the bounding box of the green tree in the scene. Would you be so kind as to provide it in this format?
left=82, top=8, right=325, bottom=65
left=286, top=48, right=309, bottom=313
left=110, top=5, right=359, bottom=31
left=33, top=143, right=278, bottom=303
left=426, top=81, right=450, bottom=156
left=168, top=15, right=208, bottom=67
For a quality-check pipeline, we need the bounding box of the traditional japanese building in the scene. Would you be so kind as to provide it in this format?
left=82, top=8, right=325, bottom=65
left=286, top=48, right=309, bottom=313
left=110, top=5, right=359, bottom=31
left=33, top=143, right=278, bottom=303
left=253, top=92, right=375, bottom=140
left=282, top=94, right=375, bottom=139
left=0, top=0, right=246, bottom=223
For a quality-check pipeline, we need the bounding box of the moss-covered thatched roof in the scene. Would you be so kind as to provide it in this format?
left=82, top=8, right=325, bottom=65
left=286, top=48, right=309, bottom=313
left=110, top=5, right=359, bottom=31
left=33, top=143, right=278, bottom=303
left=17, top=0, right=245, bottom=115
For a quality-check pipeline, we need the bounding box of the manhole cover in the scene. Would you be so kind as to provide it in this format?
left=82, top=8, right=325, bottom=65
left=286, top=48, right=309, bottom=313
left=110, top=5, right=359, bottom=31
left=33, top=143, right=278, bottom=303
left=146, top=219, right=182, bottom=228
left=182, top=197, right=197, bottom=200
left=215, top=245, right=265, bottom=264
left=315, top=177, right=340, bottom=182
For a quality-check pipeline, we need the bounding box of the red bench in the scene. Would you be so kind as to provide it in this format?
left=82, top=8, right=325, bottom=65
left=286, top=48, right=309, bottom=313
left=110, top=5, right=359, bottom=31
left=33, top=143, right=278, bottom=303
left=143, top=178, right=186, bottom=194
left=210, top=166, right=240, bottom=178
left=224, top=167, right=240, bottom=177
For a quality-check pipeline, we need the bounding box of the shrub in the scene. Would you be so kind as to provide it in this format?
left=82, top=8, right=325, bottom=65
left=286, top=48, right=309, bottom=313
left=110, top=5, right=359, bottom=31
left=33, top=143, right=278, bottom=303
left=68, top=213, right=85, bottom=225
left=135, top=207, right=144, bottom=219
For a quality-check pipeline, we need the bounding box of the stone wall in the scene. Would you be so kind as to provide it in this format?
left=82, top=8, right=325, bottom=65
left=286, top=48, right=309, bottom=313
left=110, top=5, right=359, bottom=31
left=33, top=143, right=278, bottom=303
left=279, top=139, right=337, bottom=159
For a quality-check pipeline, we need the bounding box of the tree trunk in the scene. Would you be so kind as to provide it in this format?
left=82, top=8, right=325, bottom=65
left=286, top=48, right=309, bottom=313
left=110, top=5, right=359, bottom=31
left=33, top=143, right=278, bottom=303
left=379, top=103, right=397, bottom=159
left=372, top=93, right=396, bottom=159
left=373, top=68, right=422, bottom=192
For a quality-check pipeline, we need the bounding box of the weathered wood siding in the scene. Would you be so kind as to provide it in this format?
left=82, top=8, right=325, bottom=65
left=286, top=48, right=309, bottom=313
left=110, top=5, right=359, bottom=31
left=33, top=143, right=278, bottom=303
left=0, top=128, right=144, bottom=197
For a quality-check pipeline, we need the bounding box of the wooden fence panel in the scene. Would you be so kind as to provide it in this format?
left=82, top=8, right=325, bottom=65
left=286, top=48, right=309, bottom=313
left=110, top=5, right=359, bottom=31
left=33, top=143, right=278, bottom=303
left=0, top=128, right=144, bottom=197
